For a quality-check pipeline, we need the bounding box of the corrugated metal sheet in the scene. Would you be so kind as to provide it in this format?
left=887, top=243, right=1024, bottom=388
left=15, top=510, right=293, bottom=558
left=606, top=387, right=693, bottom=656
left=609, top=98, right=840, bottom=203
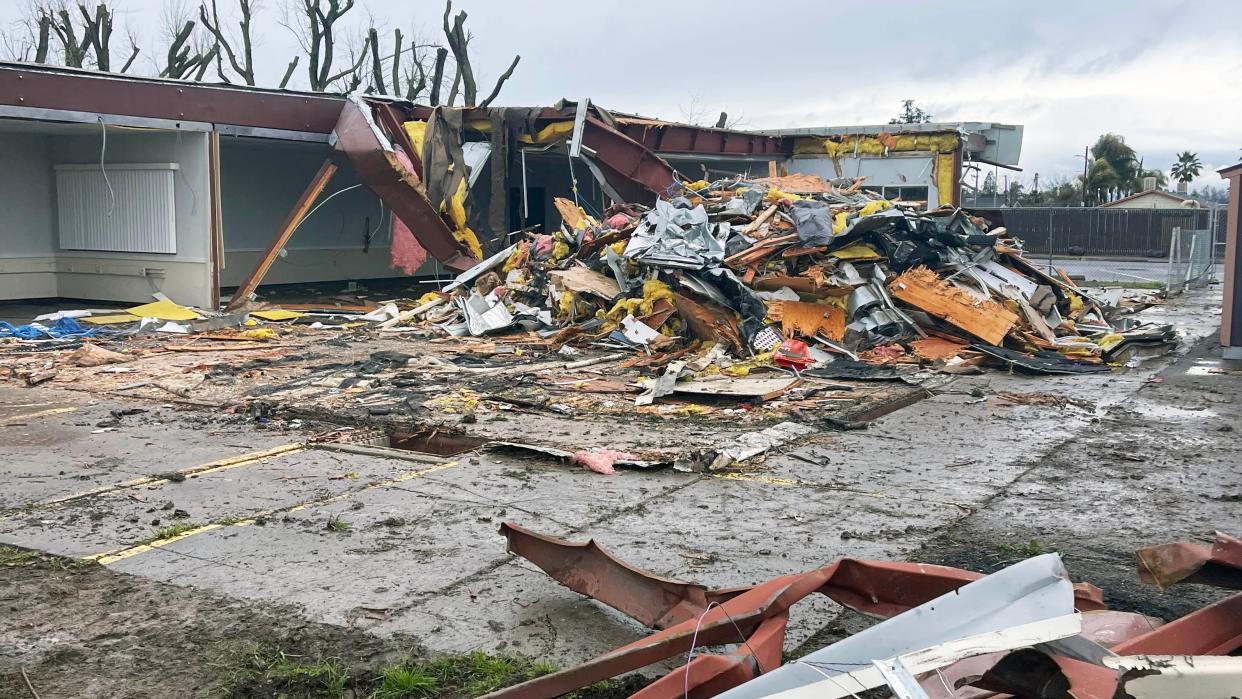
left=55, top=163, right=178, bottom=254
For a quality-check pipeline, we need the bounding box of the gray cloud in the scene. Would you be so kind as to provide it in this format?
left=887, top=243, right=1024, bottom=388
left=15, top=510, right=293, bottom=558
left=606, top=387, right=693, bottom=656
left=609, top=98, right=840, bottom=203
left=2, top=0, right=1239, bottom=187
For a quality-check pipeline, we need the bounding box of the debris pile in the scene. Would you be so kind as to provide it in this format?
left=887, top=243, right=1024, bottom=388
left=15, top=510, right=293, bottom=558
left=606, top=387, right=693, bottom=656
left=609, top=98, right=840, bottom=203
left=488, top=523, right=1242, bottom=699
left=403, top=175, right=1173, bottom=380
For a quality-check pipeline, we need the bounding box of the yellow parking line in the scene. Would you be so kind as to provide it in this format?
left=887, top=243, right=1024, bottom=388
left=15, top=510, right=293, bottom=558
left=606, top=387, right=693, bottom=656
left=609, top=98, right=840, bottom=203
left=89, top=524, right=223, bottom=565
left=34, top=443, right=306, bottom=509
left=3, top=406, right=76, bottom=424
left=88, top=459, right=464, bottom=565
left=712, top=472, right=802, bottom=487
left=283, top=460, right=461, bottom=513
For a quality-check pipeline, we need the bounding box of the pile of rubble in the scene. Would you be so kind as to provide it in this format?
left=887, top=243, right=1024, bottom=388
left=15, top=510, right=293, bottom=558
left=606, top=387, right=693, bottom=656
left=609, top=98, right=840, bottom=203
left=405, top=174, right=1174, bottom=385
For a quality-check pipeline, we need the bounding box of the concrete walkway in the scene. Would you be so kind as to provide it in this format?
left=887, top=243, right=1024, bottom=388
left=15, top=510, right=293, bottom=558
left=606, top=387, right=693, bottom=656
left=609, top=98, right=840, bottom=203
left=0, top=289, right=1230, bottom=669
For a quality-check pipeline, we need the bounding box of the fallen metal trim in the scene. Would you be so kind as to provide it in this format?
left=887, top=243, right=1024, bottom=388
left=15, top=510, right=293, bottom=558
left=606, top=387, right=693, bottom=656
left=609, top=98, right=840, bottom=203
left=1136, top=531, right=1242, bottom=590
left=1111, top=593, right=1242, bottom=656
left=333, top=97, right=479, bottom=271
left=580, top=115, right=678, bottom=196
left=501, top=522, right=714, bottom=630
left=486, top=525, right=1020, bottom=699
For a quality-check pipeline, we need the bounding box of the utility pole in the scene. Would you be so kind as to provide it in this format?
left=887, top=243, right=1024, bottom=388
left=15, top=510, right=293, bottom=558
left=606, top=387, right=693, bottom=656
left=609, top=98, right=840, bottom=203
left=1080, top=145, right=1089, bottom=207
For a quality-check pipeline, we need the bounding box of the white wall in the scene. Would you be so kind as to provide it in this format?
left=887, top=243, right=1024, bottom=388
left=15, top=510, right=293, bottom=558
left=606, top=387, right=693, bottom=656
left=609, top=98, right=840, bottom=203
left=0, top=127, right=215, bottom=307
left=0, top=132, right=58, bottom=298
left=219, top=138, right=407, bottom=287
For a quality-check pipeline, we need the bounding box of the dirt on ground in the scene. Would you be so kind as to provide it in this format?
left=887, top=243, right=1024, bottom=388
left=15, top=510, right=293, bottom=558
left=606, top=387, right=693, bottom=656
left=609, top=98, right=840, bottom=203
left=0, top=547, right=416, bottom=698
left=1, top=547, right=650, bottom=698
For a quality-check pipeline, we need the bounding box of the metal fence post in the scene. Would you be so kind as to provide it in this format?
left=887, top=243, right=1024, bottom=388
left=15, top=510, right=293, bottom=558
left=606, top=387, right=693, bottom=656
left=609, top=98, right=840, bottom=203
left=1047, top=209, right=1054, bottom=274
left=1167, top=226, right=1180, bottom=294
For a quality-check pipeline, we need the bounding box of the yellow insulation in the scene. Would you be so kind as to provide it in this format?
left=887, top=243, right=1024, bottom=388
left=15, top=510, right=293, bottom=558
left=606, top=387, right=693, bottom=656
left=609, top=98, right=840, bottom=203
left=402, top=120, right=484, bottom=259
left=794, top=132, right=960, bottom=157
left=859, top=200, right=893, bottom=216
left=463, top=119, right=574, bottom=145
left=934, top=152, right=956, bottom=207
left=793, top=133, right=961, bottom=207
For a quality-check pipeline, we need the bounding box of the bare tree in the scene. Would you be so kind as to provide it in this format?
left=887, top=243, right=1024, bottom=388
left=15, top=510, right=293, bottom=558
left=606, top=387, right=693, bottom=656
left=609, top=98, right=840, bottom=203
left=437, top=0, right=518, bottom=107
left=28, top=2, right=137, bottom=72
left=0, top=6, right=54, bottom=62
left=361, top=25, right=441, bottom=99
left=278, top=54, right=299, bottom=88
left=45, top=4, right=92, bottom=67
left=79, top=2, right=140, bottom=72
left=198, top=0, right=256, bottom=85
left=159, top=7, right=217, bottom=80
left=678, top=93, right=707, bottom=126
left=428, top=46, right=448, bottom=104
left=282, top=0, right=370, bottom=92
left=328, top=31, right=369, bottom=92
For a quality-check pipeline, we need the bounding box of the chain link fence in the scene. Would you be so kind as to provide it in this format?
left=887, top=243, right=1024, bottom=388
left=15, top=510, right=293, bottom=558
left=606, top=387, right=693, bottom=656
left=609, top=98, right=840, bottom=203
left=1165, top=227, right=1215, bottom=295
left=972, top=206, right=1226, bottom=289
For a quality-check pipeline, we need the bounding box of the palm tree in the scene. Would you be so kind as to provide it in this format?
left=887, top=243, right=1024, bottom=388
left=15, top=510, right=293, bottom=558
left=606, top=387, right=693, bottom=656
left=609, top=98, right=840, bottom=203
left=1170, top=151, right=1203, bottom=184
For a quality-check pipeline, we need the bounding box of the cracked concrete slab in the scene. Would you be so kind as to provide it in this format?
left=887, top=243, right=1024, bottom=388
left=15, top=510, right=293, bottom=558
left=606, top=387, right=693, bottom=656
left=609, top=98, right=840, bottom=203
left=1, top=288, right=1232, bottom=688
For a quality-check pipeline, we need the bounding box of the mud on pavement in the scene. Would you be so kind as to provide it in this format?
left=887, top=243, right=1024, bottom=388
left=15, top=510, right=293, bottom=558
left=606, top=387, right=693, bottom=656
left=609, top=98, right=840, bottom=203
left=915, top=332, right=1242, bottom=622
left=1, top=289, right=1238, bottom=698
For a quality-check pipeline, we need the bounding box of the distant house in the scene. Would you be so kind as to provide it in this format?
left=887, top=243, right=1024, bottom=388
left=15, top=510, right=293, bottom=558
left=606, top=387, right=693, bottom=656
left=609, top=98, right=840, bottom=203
left=1100, top=189, right=1202, bottom=209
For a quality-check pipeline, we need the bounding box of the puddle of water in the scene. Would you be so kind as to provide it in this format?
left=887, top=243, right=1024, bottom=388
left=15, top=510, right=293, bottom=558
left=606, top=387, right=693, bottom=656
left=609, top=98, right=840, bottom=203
left=1128, top=402, right=1218, bottom=420
left=387, top=430, right=486, bottom=456
left=1186, top=358, right=1227, bottom=376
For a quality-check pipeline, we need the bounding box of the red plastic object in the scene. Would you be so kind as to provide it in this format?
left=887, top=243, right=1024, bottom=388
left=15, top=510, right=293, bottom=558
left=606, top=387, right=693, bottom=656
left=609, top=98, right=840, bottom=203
left=773, top=338, right=814, bottom=369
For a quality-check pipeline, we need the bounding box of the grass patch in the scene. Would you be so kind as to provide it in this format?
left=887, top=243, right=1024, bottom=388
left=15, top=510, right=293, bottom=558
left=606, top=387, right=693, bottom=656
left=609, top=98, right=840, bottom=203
left=139, top=521, right=202, bottom=545
left=325, top=515, right=351, bottom=533
left=1, top=544, right=94, bottom=571
left=997, top=539, right=1048, bottom=558
left=214, top=646, right=649, bottom=699
left=371, top=651, right=555, bottom=698
left=215, top=646, right=351, bottom=698
left=0, top=545, right=39, bottom=567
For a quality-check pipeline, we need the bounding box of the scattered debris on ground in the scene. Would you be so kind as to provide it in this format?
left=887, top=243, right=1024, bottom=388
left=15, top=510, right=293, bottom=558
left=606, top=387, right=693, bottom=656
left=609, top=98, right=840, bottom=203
left=489, top=524, right=1242, bottom=699
left=0, top=176, right=1179, bottom=476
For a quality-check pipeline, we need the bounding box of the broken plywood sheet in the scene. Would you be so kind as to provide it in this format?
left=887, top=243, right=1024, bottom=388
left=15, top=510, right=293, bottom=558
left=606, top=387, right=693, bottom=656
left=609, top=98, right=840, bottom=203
left=549, top=266, right=621, bottom=301
left=752, top=174, right=832, bottom=194
left=767, top=301, right=846, bottom=341
left=554, top=197, right=590, bottom=230
left=910, top=337, right=967, bottom=361
left=888, top=267, right=1017, bottom=345
left=751, top=275, right=853, bottom=298
left=671, top=294, right=742, bottom=352
left=647, top=376, right=801, bottom=400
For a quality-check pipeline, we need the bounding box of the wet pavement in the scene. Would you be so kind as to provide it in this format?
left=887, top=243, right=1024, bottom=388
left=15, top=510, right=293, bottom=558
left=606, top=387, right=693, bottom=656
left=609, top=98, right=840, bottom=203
left=1, top=287, right=1236, bottom=670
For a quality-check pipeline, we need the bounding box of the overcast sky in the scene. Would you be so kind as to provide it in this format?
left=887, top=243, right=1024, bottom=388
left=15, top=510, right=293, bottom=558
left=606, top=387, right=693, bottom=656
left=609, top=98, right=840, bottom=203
left=4, top=0, right=1240, bottom=190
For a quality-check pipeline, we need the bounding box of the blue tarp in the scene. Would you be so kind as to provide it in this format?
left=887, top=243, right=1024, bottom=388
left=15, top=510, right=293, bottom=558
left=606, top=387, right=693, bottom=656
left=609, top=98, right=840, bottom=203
left=0, top=317, right=97, bottom=340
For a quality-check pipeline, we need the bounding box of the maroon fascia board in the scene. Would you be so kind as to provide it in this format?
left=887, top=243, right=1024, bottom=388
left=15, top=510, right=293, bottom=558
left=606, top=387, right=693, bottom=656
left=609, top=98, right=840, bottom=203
left=0, top=63, right=784, bottom=162
left=333, top=99, right=479, bottom=272
left=0, top=62, right=345, bottom=133
left=615, top=120, right=791, bottom=157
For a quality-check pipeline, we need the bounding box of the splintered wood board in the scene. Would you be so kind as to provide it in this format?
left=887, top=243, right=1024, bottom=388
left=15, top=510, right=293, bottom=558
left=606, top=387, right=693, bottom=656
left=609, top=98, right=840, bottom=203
left=888, top=267, right=1017, bottom=345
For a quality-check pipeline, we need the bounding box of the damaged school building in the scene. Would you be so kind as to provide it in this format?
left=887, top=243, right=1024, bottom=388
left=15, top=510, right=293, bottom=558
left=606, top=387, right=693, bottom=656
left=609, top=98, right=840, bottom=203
left=4, top=61, right=1238, bottom=699
left=0, top=62, right=1021, bottom=312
